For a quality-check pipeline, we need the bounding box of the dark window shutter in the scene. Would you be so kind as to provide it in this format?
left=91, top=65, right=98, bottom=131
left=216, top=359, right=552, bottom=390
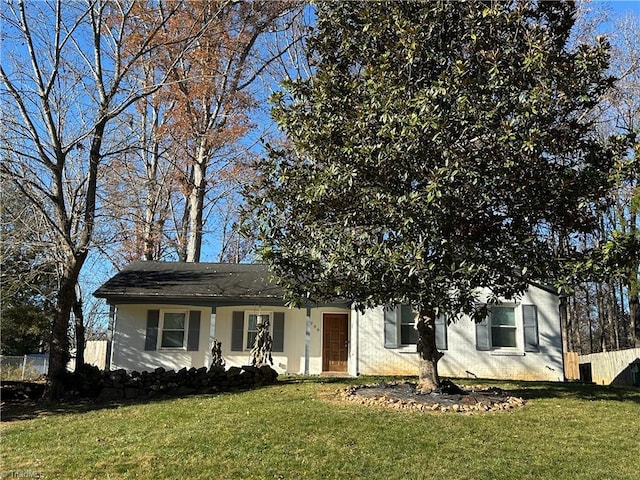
left=145, top=310, right=159, bottom=351
left=272, top=312, right=285, bottom=352
left=231, top=311, right=244, bottom=351
left=435, top=315, right=448, bottom=350
left=523, top=305, right=540, bottom=352
left=187, top=310, right=201, bottom=351
left=384, top=306, right=398, bottom=348
left=476, top=317, right=490, bottom=351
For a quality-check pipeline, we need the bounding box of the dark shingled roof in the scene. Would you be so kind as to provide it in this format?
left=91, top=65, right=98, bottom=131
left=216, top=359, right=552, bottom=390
left=93, top=262, right=286, bottom=305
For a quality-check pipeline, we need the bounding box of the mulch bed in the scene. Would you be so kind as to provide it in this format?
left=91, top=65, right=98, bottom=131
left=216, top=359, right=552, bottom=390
left=339, top=381, right=526, bottom=413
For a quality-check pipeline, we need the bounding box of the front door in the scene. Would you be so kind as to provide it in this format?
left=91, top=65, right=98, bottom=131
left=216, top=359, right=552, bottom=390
left=322, top=314, right=348, bottom=372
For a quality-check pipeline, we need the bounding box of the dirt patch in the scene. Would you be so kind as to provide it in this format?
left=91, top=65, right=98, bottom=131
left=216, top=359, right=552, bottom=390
left=339, top=381, right=526, bottom=413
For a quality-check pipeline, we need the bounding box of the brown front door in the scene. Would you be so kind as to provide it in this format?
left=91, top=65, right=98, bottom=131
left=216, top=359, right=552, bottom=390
left=322, top=314, right=348, bottom=372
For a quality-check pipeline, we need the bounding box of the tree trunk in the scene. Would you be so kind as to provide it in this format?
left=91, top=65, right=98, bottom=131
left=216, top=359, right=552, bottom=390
left=609, top=281, right=620, bottom=350
left=415, top=309, right=443, bottom=393
left=597, top=284, right=607, bottom=352
left=628, top=229, right=639, bottom=347
left=559, top=294, right=569, bottom=354
left=45, top=280, right=75, bottom=400
left=574, top=298, right=583, bottom=355
left=142, top=153, right=158, bottom=261
left=616, top=280, right=633, bottom=349
left=631, top=287, right=640, bottom=348
left=186, top=144, right=208, bottom=263
left=73, top=287, right=85, bottom=373
left=176, top=165, right=193, bottom=262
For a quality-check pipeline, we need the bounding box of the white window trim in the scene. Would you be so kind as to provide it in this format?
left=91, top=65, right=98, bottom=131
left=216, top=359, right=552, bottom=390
left=396, top=306, right=446, bottom=351
left=399, top=305, right=418, bottom=347
left=244, top=311, right=273, bottom=351
left=488, top=304, right=522, bottom=354
left=158, top=309, right=189, bottom=350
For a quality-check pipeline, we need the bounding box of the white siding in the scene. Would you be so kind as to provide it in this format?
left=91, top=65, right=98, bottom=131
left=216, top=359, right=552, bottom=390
left=111, top=304, right=210, bottom=372
left=110, top=285, right=563, bottom=381
left=217, top=306, right=350, bottom=375
left=111, top=303, right=351, bottom=375
left=354, top=285, right=564, bottom=381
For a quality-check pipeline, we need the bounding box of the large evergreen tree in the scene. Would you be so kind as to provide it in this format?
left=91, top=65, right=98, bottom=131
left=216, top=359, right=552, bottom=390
left=245, top=1, right=621, bottom=390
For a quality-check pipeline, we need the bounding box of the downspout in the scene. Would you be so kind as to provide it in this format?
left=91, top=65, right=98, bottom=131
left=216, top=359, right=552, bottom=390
left=304, top=306, right=311, bottom=375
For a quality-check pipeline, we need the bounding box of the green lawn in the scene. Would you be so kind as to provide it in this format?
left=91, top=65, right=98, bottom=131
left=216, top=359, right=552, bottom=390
left=1, top=378, right=639, bottom=480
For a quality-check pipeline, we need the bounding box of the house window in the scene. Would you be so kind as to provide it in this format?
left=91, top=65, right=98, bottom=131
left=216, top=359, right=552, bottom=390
left=400, top=305, right=419, bottom=345
left=231, top=311, right=285, bottom=353
left=384, top=305, right=447, bottom=350
left=144, top=309, right=201, bottom=352
left=490, top=306, right=517, bottom=348
left=477, top=304, right=541, bottom=352
left=160, top=311, right=187, bottom=349
left=246, top=313, right=271, bottom=350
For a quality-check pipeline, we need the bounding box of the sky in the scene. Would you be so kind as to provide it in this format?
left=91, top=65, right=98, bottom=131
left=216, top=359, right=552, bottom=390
left=605, top=0, right=639, bottom=15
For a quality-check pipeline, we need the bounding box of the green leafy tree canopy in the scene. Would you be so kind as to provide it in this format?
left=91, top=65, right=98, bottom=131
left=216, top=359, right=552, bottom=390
left=245, top=0, right=622, bottom=389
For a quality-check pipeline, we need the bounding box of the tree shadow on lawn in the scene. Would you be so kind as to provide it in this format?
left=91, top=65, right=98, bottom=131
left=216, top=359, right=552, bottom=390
left=481, top=380, right=640, bottom=404
left=0, top=386, right=270, bottom=423
left=3, top=378, right=637, bottom=423
left=278, top=375, right=640, bottom=404
left=1, top=398, right=129, bottom=423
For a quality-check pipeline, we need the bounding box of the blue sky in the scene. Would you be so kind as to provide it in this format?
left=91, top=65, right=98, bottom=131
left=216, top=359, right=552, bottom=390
left=607, top=0, right=639, bottom=15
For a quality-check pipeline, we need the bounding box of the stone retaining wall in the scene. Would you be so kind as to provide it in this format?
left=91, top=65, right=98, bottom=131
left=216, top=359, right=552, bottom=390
left=84, top=365, right=278, bottom=401
left=0, top=365, right=278, bottom=402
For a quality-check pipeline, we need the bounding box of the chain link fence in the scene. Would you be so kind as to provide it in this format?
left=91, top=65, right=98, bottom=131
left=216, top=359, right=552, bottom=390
left=0, top=354, right=48, bottom=381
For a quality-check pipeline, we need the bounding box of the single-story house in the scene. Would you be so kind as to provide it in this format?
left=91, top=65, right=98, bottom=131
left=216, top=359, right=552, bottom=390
left=93, top=262, right=565, bottom=381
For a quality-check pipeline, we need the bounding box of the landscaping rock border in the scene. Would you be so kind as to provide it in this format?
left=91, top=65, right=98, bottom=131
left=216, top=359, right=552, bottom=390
left=339, top=381, right=526, bottom=413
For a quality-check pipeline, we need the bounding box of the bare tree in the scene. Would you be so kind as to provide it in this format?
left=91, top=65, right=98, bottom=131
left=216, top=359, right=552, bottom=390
left=159, top=1, right=304, bottom=262
left=0, top=0, right=208, bottom=398
left=96, top=1, right=308, bottom=264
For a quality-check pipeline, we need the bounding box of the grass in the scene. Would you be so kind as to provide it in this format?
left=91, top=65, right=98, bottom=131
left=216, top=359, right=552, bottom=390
left=1, top=377, right=639, bottom=480
left=0, top=364, right=45, bottom=382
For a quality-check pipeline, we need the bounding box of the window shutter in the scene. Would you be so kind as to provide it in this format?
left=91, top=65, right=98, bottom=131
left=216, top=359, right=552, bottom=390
left=231, top=311, right=244, bottom=351
left=145, top=310, right=159, bottom=351
left=435, top=315, right=447, bottom=350
left=384, top=306, right=398, bottom=348
left=475, top=317, right=490, bottom=351
left=272, top=312, right=285, bottom=352
left=523, top=305, right=540, bottom=352
left=187, top=310, right=201, bottom=351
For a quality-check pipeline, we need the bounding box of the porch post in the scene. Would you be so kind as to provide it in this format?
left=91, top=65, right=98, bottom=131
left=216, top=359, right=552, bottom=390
left=205, top=306, right=217, bottom=368
left=304, top=306, right=311, bottom=375
left=354, top=308, right=359, bottom=376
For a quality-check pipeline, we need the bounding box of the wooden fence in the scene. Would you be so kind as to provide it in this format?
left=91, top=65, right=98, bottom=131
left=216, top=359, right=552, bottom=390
left=564, top=352, right=580, bottom=380
left=576, top=348, right=640, bottom=386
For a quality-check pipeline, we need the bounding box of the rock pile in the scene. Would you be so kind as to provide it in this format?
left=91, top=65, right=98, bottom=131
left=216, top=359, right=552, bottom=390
left=339, top=382, right=526, bottom=414
left=61, top=364, right=278, bottom=402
